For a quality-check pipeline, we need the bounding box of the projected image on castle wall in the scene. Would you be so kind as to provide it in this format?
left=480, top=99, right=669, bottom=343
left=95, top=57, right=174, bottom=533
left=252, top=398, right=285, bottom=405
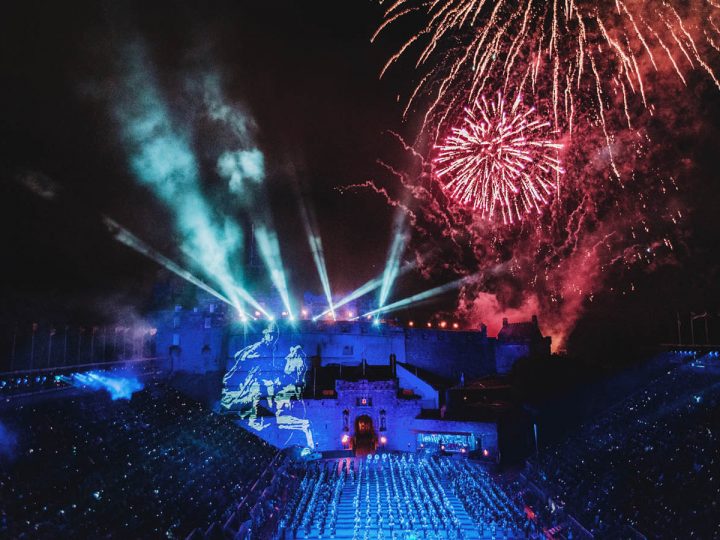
left=221, top=323, right=315, bottom=452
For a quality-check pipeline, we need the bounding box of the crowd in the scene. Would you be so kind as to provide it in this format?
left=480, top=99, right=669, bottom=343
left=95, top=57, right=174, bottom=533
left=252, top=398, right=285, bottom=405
left=527, top=363, right=720, bottom=538
left=0, top=381, right=277, bottom=539
left=277, top=454, right=534, bottom=539
left=443, top=460, right=537, bottom=538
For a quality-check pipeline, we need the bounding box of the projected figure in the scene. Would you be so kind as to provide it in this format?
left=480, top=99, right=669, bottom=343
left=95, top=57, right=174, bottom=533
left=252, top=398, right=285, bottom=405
left=270, top=345, right=314, bottom=449
left=221, top=324, right=314, bottom=451
left=221, top=323, right=279, bottom=430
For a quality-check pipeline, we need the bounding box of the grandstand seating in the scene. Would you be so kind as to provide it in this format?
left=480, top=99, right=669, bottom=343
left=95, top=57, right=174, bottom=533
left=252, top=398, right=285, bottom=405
left=526, top=363, right=720, bottom=538
left=0, top=382, right=277, bottom=539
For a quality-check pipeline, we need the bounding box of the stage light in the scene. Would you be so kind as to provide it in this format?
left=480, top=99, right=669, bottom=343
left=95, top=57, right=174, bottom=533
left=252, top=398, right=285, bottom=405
left=111, top=46, right=254, bottom=319
left=427, top=322, right=432, bottom=328
left=312, top=261, right=416, bottom=321
left=380, top=436, right=387, bottom=445
left=253, top=225, right=294, bottom=319
left=361, top=275, right=479, bottom=319
left=104, top=217, right=244, bottom=315
left=301, top=309, right=309, bottom=318
left=378, top=211, right=409, bottom=313
left=255, top=311, right=261, bottom=317
left=452, top=322, right=459, bottom=329
left=281, top=311, right=288, bottom=317
left=483, top=449, right=489, bottom=457
left=341, top=434, right=350, bottom=444
left=296, top=179, right=336, bottom=320
left=347, top=311, right=353, bottom=319
left=408, top=321, right=414, bottom=327
left=440, top=321, right=447, bottom=329
left=228, top=284, right=271, bottom=319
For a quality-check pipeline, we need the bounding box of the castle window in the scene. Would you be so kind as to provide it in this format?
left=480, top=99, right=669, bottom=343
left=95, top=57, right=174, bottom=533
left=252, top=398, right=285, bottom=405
left=342, top=345, right=354, bottom=356
left=356, top=397, right=372, bottom=406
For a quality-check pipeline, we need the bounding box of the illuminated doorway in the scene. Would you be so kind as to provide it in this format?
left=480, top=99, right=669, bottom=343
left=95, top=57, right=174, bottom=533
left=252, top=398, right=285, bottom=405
left=354, top=414, right=376, bottom=455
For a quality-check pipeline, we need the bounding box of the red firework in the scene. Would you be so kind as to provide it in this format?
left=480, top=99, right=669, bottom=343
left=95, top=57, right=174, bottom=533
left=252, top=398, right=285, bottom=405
left=434, top=92, right=563, bottom=224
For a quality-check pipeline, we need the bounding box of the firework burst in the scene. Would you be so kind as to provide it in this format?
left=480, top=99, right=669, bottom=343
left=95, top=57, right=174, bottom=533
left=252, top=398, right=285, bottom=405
left=374, top=0, right=720, bottom=172
left=434, top=92, right=563, bottom=224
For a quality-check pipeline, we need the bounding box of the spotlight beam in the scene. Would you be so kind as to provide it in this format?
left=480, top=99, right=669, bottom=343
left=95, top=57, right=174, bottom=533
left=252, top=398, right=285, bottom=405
left=113, top=41, right=248, bottom=315
left=104, top=217, right=240, bottom=312
left=312, top=261, right=416, bottom=321
left=179, top=245, right=271, bottom=318
left=253, top=225, right=294, bottom=318
left=298, top=194, right=335, bottom=320
left=377, top=210, right=409, bottom=314
left=360, top=275, right=477, bottom=319
left=203, top=77, right=294, bottom=320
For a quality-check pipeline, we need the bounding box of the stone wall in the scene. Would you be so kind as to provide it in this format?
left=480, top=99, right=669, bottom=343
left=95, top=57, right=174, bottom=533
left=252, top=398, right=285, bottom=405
left=403, top=329, right=496, bottom=381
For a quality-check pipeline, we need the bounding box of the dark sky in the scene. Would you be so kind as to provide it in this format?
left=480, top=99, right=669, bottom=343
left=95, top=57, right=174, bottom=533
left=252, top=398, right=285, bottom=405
left=0, top=0, right=411, bottom=320
left=1, top=0, right=720, bottom=351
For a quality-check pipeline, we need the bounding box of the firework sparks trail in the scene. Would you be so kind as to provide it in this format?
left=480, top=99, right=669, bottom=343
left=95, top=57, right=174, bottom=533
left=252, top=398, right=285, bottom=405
left=374, top=0, right=720, bottom=176
left=434, top=92, right=564, bottom=223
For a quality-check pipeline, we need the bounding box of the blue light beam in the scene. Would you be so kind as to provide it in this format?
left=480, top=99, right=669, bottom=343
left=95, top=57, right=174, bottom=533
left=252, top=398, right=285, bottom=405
left=361, top=275, right=479, bottom=319
left=205, top=75, right=294, bottom=319
left=377, top=210, right=409, bottom=316
left=104, top=217, right=240, bottom=312
left=298, top=191, right=335, bottom=320
left=113, top=42, right=251, bottom=315
left=312, top=261, right=416, bottom=321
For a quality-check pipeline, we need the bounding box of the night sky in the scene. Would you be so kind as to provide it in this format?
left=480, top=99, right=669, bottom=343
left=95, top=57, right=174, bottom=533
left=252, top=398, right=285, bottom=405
left=2, top=0, right=720, bottom=356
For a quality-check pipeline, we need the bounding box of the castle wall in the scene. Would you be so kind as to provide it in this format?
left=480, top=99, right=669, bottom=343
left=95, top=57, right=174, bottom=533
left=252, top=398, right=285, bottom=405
left=226, top=321, right=406, bottom=366
left=404, top=329, right=496, bottom=382
left=395, top=363, right=440, bottom=408
left=154, top=309, right=225, bottom=374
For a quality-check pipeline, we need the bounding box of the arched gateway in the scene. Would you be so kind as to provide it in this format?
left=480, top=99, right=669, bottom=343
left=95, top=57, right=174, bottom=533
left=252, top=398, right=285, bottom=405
left=353, top=414, right=376, bottom=454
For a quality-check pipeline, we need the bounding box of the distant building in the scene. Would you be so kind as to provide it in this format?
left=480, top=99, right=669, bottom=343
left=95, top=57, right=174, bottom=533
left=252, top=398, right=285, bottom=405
left=495, top=315, right=552, bottom=374
left=151, top=294, right=551, bottom=460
